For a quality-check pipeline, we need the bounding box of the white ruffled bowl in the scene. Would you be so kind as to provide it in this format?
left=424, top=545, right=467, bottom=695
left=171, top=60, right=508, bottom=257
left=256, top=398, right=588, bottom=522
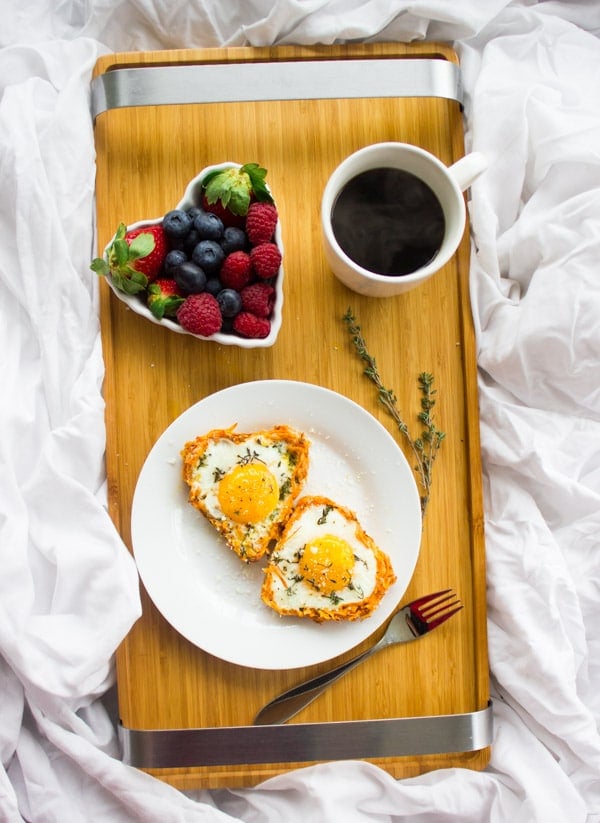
left=102, top=162, right=284, bottom=348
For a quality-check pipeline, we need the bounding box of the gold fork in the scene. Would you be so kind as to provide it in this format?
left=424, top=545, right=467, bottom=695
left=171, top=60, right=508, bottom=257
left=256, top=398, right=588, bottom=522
left=254, top=589, right=463, bottom=725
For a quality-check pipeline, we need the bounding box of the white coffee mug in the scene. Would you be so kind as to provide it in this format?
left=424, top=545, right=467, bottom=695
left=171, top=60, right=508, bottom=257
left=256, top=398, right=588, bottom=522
left=321, top=142, right=487, bottom=297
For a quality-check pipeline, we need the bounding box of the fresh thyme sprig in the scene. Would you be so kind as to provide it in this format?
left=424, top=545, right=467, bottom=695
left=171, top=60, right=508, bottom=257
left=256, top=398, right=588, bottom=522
left=342, top=308, right=446, bottom=515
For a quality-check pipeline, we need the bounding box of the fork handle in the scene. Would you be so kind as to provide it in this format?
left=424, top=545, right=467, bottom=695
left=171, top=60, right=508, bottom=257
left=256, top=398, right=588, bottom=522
left=253, top=646, right=375, bottom=726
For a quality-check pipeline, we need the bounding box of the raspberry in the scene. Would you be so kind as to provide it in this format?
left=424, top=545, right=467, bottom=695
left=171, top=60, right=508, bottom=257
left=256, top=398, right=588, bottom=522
left=220, top=251, right=252, bottom=290
left=176, top=292, right=222, bottom=336
left=246, top=202, right=278, bottom=245
left=233, top=312, right=271, bottom=339
left=240, top=282, right=275, bottom=318
left=250, top=243, right=282, bottom=280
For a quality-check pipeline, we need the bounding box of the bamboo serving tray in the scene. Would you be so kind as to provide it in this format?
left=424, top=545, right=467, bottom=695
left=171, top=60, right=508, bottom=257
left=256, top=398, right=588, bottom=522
left=92, top=42, right=490, bottom=790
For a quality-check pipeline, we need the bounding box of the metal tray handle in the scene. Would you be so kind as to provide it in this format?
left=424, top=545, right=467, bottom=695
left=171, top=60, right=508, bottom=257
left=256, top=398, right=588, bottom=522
left=92, top=58, right=462, bottom=120
left=119, top=702, right=492, bottom=769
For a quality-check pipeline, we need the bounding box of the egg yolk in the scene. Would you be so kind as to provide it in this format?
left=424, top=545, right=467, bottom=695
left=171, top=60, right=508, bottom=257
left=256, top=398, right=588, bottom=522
left=301, top=534, right=355, bottom=595
left=217, top=463, right=279, bottom=524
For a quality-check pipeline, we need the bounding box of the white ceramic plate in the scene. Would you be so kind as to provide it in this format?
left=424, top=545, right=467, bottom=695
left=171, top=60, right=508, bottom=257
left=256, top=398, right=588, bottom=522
left=131, top=380, right=422, bottom=670
left=103, top=162, right=284, bottom=348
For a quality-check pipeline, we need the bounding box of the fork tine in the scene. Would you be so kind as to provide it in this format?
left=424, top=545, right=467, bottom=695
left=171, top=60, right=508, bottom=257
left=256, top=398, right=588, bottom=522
left=408, top=589, right=463, bottom=632
left=422, top=604, right=463, bottom=630
left=416, top=591, right=459, bottom=619
left=409, top=588, right=452, bottom=611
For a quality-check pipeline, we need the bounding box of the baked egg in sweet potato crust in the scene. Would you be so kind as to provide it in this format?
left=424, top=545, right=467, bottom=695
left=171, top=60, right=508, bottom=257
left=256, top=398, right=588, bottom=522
left=181, top=424, right=310, bottom=562
left=261, top=495, right=397, bottom=622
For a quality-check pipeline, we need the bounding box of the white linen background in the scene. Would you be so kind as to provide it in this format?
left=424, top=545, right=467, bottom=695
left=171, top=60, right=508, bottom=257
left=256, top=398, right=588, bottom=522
left=1, top=1, right=599, bottom=820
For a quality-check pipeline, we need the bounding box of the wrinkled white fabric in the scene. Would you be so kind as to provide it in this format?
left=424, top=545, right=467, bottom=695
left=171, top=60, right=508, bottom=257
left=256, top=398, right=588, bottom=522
left=1, top=1, right=599, bottom=821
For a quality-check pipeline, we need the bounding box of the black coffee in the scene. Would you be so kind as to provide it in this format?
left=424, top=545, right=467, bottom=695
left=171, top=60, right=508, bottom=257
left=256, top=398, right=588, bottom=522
left=331, top=167, right=445, bottom=277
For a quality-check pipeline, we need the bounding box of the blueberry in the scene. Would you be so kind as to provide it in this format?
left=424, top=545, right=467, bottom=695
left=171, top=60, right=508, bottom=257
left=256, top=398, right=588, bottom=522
left=192, top=240, right=225, bottom=275
left=174, top=261, right=207, bottom=294
left=193, top=211, right=224, bottom=240
left=217, top=288, right=243, bottom=318
left=164, top=249, right=188, bottom=276
left=167, top=237, right=188, bottom=252
left=186, top=206, right=204, bottom=221
left=162, top=209, right=193, bottom=239
left=183, top=228, right=200, bottom=253
left=220, top=226, right=248, bottom=255
left=205, top=277, right=223, bottom=296
left=220, top=316, right=235, bottom=334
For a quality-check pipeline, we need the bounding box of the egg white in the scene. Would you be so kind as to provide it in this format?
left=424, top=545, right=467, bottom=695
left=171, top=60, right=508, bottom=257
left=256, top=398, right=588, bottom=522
left=267, top=502, right=378, bottom=611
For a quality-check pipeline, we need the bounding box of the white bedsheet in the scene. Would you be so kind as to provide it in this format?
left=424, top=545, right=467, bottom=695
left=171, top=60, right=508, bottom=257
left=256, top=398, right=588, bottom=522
left=1, top=1, right=599, bottom=821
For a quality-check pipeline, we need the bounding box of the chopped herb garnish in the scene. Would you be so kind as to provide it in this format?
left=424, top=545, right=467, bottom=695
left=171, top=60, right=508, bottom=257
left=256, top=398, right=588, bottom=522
left=349, top=582, right=364, bottom=598
left=279, top=478, right=291, bottom=500
left=237, top=447, right=265, bottom=466
left=317, top=505, right=333, bottom=525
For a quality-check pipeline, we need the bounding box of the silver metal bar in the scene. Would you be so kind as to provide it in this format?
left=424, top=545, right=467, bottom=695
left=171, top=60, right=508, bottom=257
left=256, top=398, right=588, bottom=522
left=91, top=58, right=462, bottom=120
left=119, top=701, right=492, bottom=769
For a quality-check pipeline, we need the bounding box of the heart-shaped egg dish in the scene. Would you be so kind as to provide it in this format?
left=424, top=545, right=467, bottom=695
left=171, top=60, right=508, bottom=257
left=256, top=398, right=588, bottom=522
left=91, top=162, right=284, bottom=348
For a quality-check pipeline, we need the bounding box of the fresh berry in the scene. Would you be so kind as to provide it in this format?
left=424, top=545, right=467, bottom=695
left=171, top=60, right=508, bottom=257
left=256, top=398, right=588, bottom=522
left=176, top=292, right=222, bottom=336
left=163, top=248, right=188, bottom=277
left=246, top=202, right=278, bottom=245
left=162, top=209, right=193, bottom=239
left=220, top=251, right=252, bottom=290
left=250, top=242, right=282, bottom=280
left=91, top=222, right=168, bottom=293
left=201, top=195, right=245, bottom=229
left=174, top=261, right=207, bottom=294
left=193, top=211, right=224, bottom=240
left=201, top=163, right=273, bottom=217
left=204, top=277, right=223, bottom=296
left=180, top=229, right=200, bottom=254
left=192, top=240, right=225, bottom=275
left=240, top=282, right=275, bottom=318
left=147, top=279, right=184, bottom=320
left=216, top=288, right=243, bottom=318
left=220, top=226, right=248, bottom=255
left=233, top=312, right=271, bottom=339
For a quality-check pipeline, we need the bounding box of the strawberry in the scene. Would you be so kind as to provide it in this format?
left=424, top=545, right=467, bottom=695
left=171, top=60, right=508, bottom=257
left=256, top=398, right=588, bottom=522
left=250, top=242, right=282, bottom=280
left=201, top=195, right=246, bottom=229
left=147, top=279, right=184, bottom=320
left=91, top=222, right=168, bottom=294
left=246, top=202, right=278, bottom=245
left=201, top=163, right=273, bottom=218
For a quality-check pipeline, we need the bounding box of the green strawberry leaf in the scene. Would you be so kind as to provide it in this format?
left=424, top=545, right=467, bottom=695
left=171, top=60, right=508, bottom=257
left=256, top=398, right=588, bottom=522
left=119, top=274, right=148, bottom=295
left=148, top=298, right=166, bottom=319
left=148, top=293, right=184, bottom=320
left=111, top=238, right=130, bottom=268
left=163, top=294, right=185, bottom=316
left=90, top=257, right=109, bottom=276
left=202, top=163, right=273, bottom=215
left=127, top=232, right=155, bottom=260
left=241, top=163, right=273, bottom=204
left=203, top=168, right=250, bottom=215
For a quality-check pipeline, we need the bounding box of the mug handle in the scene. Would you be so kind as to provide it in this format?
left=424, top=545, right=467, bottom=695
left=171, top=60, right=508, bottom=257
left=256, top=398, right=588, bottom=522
left=448, top=151, right=487, bottom=191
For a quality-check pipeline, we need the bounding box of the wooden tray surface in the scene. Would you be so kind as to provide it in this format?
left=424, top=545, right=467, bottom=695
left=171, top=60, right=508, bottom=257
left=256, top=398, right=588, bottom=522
left=92, top=42, right=489, bottom=789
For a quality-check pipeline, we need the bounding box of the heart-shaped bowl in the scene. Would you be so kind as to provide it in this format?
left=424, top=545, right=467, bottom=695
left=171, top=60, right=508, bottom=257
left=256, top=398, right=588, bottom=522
left=101, top=162, right=284, bottom=348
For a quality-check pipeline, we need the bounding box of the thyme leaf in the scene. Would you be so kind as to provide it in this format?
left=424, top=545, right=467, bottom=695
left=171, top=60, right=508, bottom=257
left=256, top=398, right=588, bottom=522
left=317, top=505, right=333, bottom=525
left=342, top=308, right=446, bottom=516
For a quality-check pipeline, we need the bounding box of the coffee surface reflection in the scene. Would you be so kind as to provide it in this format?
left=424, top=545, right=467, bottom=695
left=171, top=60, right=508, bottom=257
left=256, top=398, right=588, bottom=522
left=330, top=167, right=445, bottom=277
